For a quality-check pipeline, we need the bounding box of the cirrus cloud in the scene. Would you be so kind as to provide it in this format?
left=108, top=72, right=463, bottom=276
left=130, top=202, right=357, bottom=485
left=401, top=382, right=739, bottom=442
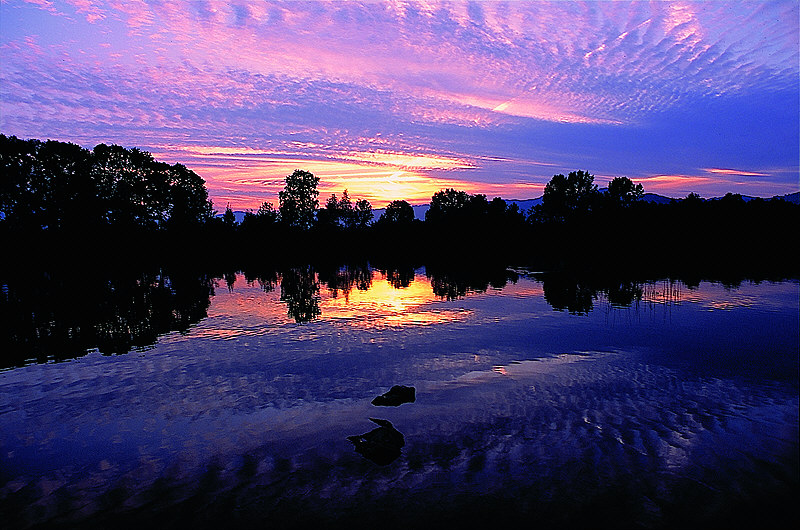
left=1, top=0, right=797, bottom=208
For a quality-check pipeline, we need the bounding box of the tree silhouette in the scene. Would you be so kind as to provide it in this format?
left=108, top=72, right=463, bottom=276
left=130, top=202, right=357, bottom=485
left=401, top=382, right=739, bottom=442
left=222, top=203, right=237, bottom=229
left=379, top=200, right=415, bottom=225
left=279, top=169, right=319, bottom=230
left=0, top=135, right=213, bottom=233
left=353, top=198, right=373, bottom=228
left=537, top=170, right=599, bottom=222
left=91, top=143, right=170, bottom=229
left=318, top=190, right=350, bottom=229
left=241, top=201, right=279, bottom=234
left=165, top=163, right=215, bottom=230
left=606, top=176, right=644, bottom=208
left=318, top=190, right=372, bottom=230
left=425, top=188, right=471, bottom=223
left=1, top=136, right=96, bottom=230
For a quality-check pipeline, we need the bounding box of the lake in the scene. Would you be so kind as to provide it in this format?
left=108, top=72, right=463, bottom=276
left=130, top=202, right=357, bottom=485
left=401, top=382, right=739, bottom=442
left=1, top=264, right=798, bottom=529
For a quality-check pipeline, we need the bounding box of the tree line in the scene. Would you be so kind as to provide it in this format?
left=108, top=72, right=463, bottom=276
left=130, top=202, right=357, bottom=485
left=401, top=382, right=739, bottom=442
left=1, top=134, right=214, bottom=233
left=2, top=135, right=797, bottom=274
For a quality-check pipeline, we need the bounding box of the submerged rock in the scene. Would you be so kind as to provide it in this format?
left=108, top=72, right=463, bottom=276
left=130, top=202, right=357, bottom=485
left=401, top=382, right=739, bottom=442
left=347, top=418, right=405, bottom=465
left=371, top=385, right=416, bottom=406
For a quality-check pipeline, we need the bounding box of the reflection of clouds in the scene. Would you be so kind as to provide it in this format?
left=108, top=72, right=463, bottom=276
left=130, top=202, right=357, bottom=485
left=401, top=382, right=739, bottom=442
left=174, top=271, right=479, bottom=338
left=8, top=349, right=795, bottom=527
left=679, top=281, right=799, bottom=311
left=322, top=272, right=473, bottom=329
left=192, top=275, right=797, bottom=341
left=2, top=270, right=797, bottom=527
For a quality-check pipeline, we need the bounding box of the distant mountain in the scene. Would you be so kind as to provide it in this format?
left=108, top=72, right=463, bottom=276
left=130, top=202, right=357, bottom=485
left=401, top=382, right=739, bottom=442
left=641, top=193, right=672, bottom=204
left=704, top=192, right=799, bottom=203
left=216, top=210, right=249, bottom=223
left=507, top=198, right=543, bottom=211
left=226, top=191, right=796, bottom=224
left=774, top=192, right=799, bottom=204
left=370, top=203, right=428, bottom=222
left=371, top=199, right=542, bottom=222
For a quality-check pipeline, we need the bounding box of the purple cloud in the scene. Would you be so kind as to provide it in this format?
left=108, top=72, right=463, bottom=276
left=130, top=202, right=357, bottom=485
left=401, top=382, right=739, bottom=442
left=1, top=1, right=797, bottom=209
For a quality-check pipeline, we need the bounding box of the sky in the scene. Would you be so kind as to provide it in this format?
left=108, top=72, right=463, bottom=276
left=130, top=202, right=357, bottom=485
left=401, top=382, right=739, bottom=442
left=1, top=0, right=798, bottom=210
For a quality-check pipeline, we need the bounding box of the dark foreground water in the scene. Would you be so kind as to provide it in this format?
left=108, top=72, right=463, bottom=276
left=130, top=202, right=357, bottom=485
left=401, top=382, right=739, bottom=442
left=1, top=266, right=798, bottom=529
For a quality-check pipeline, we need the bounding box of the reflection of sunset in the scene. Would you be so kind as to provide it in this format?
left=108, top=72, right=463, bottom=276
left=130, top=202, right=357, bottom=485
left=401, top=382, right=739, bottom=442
left=191, top=271, right=475, bottom=337
left=677, top=281, right=798, bottom=311
left=202, top=284, right=289, bottom=327
left=322, top=272, right=470, bottom=329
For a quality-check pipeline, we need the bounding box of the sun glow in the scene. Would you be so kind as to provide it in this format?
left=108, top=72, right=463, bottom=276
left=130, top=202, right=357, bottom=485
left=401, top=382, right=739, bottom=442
left=148, top=143, right=507, bottom=209
left=322, top=271, right=469, bottom=329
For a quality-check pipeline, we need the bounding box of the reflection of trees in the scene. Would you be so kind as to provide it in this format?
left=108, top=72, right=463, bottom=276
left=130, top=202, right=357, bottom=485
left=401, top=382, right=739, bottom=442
left=605, top=280, right=644, bottom=308
left=223, top=270, right=237, bottom=292
left=279, top=265, right=321, bottom=323
left=318, top=263, right=372, bottom=301
left=244, top=268, right=279, bottom=293
left=537, top=275, right=698, bottom=314
left=381, top=264, right=416, bottom=289
left=430, top=272, right=469, bottom=300
left=0, top=267, right=214, bottom=368
left=427, top=266, right=519, bottom=301
left=541, top=275, right=597, bottom=315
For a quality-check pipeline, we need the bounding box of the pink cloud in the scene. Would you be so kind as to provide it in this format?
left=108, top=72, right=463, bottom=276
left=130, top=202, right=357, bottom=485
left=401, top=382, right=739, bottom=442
left=703, top=168, right=770, bottom=177
left=2, top=1, right=797, bottom=204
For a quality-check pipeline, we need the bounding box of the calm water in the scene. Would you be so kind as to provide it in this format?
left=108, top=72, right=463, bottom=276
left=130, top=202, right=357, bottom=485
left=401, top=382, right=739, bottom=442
left=1, top=266, right=798, bottom=529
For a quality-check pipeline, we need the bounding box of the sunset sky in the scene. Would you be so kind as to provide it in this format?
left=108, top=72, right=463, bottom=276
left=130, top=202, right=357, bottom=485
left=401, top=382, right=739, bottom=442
left=1, top=0, right=798, bottom=210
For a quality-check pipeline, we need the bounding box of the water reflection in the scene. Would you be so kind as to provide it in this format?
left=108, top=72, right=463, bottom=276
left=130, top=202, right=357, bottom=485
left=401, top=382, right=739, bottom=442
left=383, top=263, right=415, bottom=289
left=279, top=265, right=322, bottom=323
left=319, top=262, right=372, bottom=300
left=0, top=264, right=797, bottom=529
left=426, top=265, right=519, bottom=301
left=348, top=418, right=406, bottom=465
left=1, top=264, right=797, bottom=368
left=537, top=274, right=685, bottom=315
left=0, top=267, right=214, bottom=368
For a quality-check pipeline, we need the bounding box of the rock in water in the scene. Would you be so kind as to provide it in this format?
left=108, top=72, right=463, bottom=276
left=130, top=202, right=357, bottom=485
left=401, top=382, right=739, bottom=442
left=371, top=385, right=416, bottom=406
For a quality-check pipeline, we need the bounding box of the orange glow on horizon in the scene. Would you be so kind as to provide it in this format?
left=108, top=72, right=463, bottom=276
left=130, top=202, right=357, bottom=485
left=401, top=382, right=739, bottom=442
left=636, top=174, right=715, bottom=197
left=638, top=170, right=796, bottom=199
left=150, top=144, right=795, bottom=212
left=151, top=144, right=550, bottom=210
left=150, top=143, right=504, bottom=209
